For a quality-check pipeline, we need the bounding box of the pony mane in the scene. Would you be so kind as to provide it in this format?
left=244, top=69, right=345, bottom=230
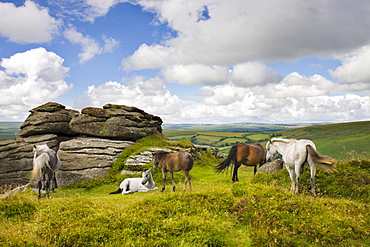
left=34, top=144, right=50, bottom=152
left=271, top=138, right=297, bottom=144
left=267, top=138, right=297, bottom=149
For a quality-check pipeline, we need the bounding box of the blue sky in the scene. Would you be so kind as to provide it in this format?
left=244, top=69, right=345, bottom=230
left=0, top=0, right=370, bottom=124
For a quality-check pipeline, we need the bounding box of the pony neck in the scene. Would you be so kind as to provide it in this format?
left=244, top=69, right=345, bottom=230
left=273, top=140, right=291, bottom=157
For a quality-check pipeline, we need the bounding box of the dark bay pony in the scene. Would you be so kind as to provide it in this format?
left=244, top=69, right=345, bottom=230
left=215, top=143, right=266, bottom=182
left=153, top=150, right=194, bottom=192
left=30, top=144, right=61, bottom=199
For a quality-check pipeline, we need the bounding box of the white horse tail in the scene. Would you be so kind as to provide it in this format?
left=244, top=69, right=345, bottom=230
left=30, top=153, right=50, bottom=181
left=306, top=145, right=337, bottom=173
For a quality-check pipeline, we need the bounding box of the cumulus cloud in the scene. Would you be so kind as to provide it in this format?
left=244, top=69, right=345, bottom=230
left=64, top=26, right=118, bottom=63
left=330, top=45, right=370, bottom=84
left=231, top=62, right=282, bottom=86
left=0, top=47, right=72, bottom=120
left=162, top=64, right=229, bottom=85
left=124, top=0, right=370, bottom=69
left=0, top=0, right=60, bottom=43
left=122, top=44, right=175, bottom=70
left=75, top=76, right=182, bottom=115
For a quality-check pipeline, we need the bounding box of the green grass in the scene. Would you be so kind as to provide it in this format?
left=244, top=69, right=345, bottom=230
left=1, top=134, right=369, bottom=246
left=0, top=133, right=18, bottom=141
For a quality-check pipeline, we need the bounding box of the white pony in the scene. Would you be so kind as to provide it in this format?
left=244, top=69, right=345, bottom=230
left=30, top=144, right=61, bottom=199
left=109, top=169, right=158, bottom=195
left=266, top=138, right=336, bottom=197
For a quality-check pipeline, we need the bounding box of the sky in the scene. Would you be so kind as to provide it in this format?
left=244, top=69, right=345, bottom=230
left=0, top=0, right=370, bottom=124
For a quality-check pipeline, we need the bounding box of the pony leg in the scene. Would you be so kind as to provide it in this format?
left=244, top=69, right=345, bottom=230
left=45, top=171, right=52, bottom=199
left=294, top=163, right=301, bottom=195
left=38, top=180, right=42, bottom=200
left=232, top=163, right=241, bottom=182
left=286, top=166, right=296, bottom=193
left=308, top=158, right=317, bottom=197
left=45, top=179, right=51, bottom=199
left=161, top=171, right=167, bottom=192
left=183, top=170, right=191, bottom=192
left=41, top=174, right=46, bottom=190
left=170, top=172, right=176, bottom=192
left=52, top=172, right=58, bottom=192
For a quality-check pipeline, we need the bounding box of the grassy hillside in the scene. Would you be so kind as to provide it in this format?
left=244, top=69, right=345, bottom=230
left=0, top=134, right=369, bottom=246
left=164, top=121, right=370, bottom=161
left=0, top=122, right=21, bottom=141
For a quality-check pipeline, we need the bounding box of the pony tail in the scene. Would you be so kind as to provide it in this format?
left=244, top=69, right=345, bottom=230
left=215, top=146, right=237, bottom=172
left=306, top=145, right=337, bottom=173
left=30, top=153, right=50, bottom=181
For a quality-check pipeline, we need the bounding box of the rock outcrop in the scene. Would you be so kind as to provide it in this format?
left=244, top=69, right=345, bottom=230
left=20, top=102, right=79, bottom=137
left=0, top=134, right=60, bottom=185
left=256, top=159, right=284, bottom=174
left=69, top=104, right=162, bottom=140
left=56, top=137, right=135, bottom=186
left=0, top=102, right=163, bottom=187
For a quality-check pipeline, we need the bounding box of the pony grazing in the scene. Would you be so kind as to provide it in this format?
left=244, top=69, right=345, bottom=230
left=266, top=138, right=336, bottom=197
left=153, top=150, right=194, bottom=192
left=30, top=144, right=61, bottom=199
left=110, top=169, right=158, bottom=195
left=215, top=143, right=266, bottom=182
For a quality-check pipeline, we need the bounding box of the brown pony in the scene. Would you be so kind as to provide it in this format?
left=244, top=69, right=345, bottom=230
left=215, top=143, right=266, bottom=182
left=153, top=150, right=194, bottom=192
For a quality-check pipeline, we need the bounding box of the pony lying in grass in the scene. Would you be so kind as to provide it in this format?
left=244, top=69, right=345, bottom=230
left=109, top=169, right=158, bottom=195
left=30, top=144, right=61, bottom=199
left=153, top=150, right=194, bottom=192
left=266, top=138, right=336, bottom=197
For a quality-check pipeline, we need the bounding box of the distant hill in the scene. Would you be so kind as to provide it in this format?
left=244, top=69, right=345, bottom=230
left=0, top=122, right=21, bottom=141
left=164, top=121, right=370, bottom=161
left=162, top=122, right=323, bottom=132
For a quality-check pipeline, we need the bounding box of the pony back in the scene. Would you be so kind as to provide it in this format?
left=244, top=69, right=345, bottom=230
left=30, top=153, right=50, bottom=182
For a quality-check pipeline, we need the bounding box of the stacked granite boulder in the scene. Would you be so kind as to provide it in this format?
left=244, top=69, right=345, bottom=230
left=0, top=102, right=163, bottom=186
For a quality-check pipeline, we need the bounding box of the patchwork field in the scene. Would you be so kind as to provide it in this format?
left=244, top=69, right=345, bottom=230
left=164, top=121, right=370, bottom=161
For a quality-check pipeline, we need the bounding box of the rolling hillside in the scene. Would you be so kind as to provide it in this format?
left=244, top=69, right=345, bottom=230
left=164, top=121, right=370, bottom=161
left=1, top=134, right=369, bottom=246
left=0, top=122, right=21, bottom=141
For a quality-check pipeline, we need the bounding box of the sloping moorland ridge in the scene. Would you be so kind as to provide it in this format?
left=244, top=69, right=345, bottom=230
left=0, top=122, right=369, bottom=246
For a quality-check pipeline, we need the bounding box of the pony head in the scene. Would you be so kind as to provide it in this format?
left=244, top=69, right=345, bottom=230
left=141, top=169, right=152, bottom=185
left=266, top=140, right=279, bottom=162
left=152, top=150, right=170, bottom=170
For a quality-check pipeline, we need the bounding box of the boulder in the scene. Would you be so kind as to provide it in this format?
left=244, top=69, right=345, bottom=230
left=69, top=104, right=162, bottom=140
left=20, top=102, right=79, bottom=137
left=124, top=151, right=153, bottom=167
left=256, top=159, right=284, bottom=174
left=56, top=137, right=135, bottom=186
left=0, top=134, right=60, bottom=186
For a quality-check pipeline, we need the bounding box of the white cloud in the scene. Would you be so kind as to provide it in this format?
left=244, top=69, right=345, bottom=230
left=124, top=0, right=370, bottom=69
left=231, top=62, right=282, bottom=86
left=122, top=44, right=174, bottom=70
left=75, top=77, right=182, bottom=115
left=0, top=48, right=72, bottom=120
left=64, top=26, right=118, bottom=63
left=0, top=0, right=60, bottom=43
left=330, top=45, right=370, bottom=84
left=162, top=64, right=229, bottom=85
